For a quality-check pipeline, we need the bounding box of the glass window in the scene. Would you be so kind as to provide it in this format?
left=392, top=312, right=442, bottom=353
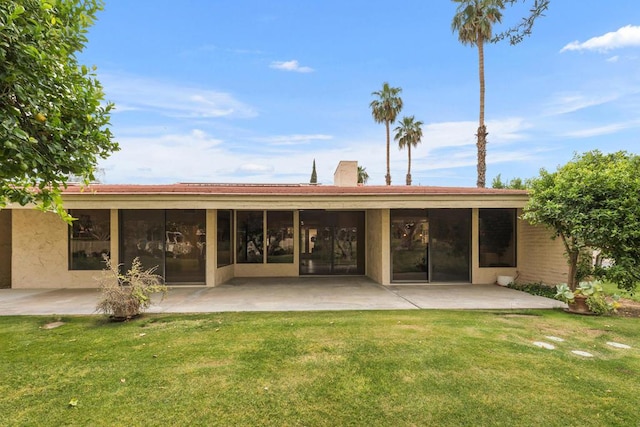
left=165, top=210, right=206, bottom=283
left=217, top=210, right=232, bottom=267
left=69, top=209, right=110, bottom=270
left=119, top=210, right=166, bottom=275
left=391, top=209, right=429, bottom=282
left=267, top=211, right=294, bottom=263
left=479, top=209, right=516, bottom=267
left=430, top=209, right=471, bottom=282
left=236, top=211, right=264, bottom=263
left=119, top=210, right=206, bottom=284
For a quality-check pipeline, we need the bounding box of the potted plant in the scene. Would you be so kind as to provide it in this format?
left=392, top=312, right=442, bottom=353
left=555, top=281, right=617, bottom=315
left=95, top=256, right=167, bottom=320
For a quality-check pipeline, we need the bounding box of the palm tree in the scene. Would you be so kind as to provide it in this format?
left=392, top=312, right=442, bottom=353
left=370, top=82, right=403, bottom=186
left=452, top=0, right=503, bottom=188
left=357, top=166, right=369, bottom=185
left=394, top=116, right=424, bottom=186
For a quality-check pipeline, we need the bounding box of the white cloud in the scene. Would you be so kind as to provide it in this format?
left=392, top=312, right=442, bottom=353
left=561, top=120, right=640, bottom=138
left=269, top=60, right=314, bottom=73
left=236, top=164, right=275, bottom=174
left=560, top=25, right=640, bottom=53
left=543, top=92, right=619, bottom=116
left=95, top=116, right=542, bottom=186
left=606, top=55, right=620, bottom=63
left=100, top=72, right=257, bottom=119
left=252, top=134, right=333, bottom=146
left=419, top=117, right=530, bottom=152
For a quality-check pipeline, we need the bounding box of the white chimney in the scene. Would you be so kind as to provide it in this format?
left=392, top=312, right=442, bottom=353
left=333, top=161, right=358, bottom=187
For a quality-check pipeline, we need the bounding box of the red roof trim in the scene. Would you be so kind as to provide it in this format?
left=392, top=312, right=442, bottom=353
left=62, top=183, right=528, bottom=196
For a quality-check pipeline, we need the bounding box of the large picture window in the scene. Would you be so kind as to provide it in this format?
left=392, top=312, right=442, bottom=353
left=69, top=209, right=110, bottom=270
left=479, top=208, right=516, bottom=267
left=236, top=210, right=295, bottom=264
left=267, top=211, right=294, bottom=263
left=217, top=210, right=233, bottom=267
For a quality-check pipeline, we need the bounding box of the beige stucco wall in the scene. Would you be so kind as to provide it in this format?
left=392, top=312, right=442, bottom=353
left=517, top=218, right=567, bottom=285
left=0, top=210, right=11, bottom=288
left=12, top=208, right=219, bottom=289
left=10, top=205, right=564, bottom=289
left=366, top=209, right=389, bottom=285
left=12, top=209, right=100, bottom=288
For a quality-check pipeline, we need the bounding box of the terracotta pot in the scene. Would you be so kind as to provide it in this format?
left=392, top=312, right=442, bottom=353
left=567, top=294, right=591, bottom=314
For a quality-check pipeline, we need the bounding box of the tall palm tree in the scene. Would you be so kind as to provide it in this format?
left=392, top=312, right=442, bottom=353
left=357, top=166, right=369, bottom=185
left=394, top=116, right=424, bottom=186
left=370, top=82, right=403, bottom=186
left=452, top=0, right=503, bottom=188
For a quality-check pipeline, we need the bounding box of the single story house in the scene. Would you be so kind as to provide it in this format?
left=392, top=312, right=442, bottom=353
left=0, top=161, right=568, bottom=289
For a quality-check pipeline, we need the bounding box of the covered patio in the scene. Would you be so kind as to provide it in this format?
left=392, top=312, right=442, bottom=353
left=0, top=277, right=565, bottom=315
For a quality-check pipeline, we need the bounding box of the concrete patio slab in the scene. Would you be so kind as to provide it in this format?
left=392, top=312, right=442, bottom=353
left=388, top=284, right=566, bottom=310
left=0, top=277, right=565, bottom=316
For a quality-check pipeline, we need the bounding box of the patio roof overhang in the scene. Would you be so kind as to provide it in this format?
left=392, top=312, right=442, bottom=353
left=55, top=183, right=529, bottom=210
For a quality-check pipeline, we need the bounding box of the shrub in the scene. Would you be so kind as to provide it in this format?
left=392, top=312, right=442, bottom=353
left=508, top=282, right=556, bottom=299
left=95, top=256, right=167, bottom=320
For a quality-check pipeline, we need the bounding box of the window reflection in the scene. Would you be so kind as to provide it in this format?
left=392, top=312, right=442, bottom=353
left=69, top=209, right=110, bottom=270
left=237, top=211, right=264, bottom=263
left=479, top=209, right=516, bottom=267
left=267, top=211, right=294, bottom=263
left=217, top=210, right=232, bottom=267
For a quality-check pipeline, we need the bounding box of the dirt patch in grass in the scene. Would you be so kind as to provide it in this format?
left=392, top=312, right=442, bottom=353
left=617, top=298, right=640, bottom=317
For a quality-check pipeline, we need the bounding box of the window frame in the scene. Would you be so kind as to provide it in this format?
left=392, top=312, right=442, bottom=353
left=478, top=208, right=517, bottom=268
left=68, top=209, right=111, bottom=271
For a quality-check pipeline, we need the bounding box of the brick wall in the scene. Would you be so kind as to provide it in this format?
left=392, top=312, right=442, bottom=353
left=518, top=219, right=568, bottom=285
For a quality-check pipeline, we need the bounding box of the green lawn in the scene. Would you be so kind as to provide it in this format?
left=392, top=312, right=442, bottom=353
left=1, top=310, right=638, bottom=426
left=602, top=281, right=640, bottom=302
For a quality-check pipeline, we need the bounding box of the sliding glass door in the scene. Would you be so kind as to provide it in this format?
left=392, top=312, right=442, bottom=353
left=391, top=209, right=429, bottom=282
left=120, top=210, right=206, bottom=284
left=299, top=210, right=365, bottom=275
left=391, top=209, right=470, bottom=283
left=429, top=209, right=471, bottom=282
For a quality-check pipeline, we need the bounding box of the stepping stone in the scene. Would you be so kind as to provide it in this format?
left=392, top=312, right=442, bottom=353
left=606, top=342, right=631, bottom=349
left=571, top=350, right=593, bottom=357
left=41, top=321, right=65, bottom=330
left=533, top=341, right=555, bottom=350
left=545, top=336, right=565, bottom=342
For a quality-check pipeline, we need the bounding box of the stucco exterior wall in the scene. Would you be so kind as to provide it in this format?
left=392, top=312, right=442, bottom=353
left=517, top=218, right=567, bottom=285
left=366, top=209, right=389, bottom=285
left=12, top=209, right=99, bottom=288
left=0, top=209, right=11, bottom=288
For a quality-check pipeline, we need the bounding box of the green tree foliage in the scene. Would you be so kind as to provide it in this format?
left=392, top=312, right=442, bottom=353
left=523, top=151, right=640, bottom=292
left=310, top=159, right=317, bottom=184
left=491, top=173, right=529, bottom=189
left=492, top=0, right=550, bottom=45
left=451, top=0, right=549, bottom=188
left=370, top=82, right=403, bottom=186
left=357, top=166, right=369, bottom=185
left=394, top=116, right=424, bottom=186
left=0, top=0, right=118, bottom=220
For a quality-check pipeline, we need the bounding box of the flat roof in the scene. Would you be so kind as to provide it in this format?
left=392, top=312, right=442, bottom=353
left=62, top=183, right=528, bottom=196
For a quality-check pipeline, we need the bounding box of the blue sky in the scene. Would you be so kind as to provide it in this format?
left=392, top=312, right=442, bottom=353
left=80, top=1, right=640, bottom=186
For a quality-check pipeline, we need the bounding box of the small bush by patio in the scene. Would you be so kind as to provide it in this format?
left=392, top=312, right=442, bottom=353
left=508, top=281, right=556, bottom=299
left=95, top=256, right=167, bottom=320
